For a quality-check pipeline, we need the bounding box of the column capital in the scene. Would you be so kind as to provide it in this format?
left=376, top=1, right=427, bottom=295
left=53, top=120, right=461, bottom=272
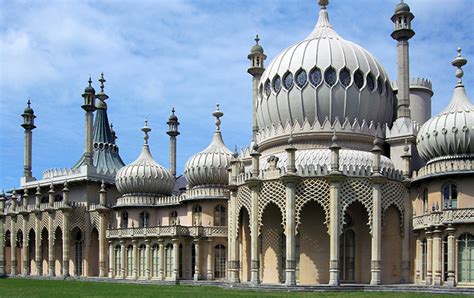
left=326, top=172, right=346, bottom=183
left=246, top=178, right=262, bottom=190
left=370, top=173, right=387, bottom=185
left=446, top=224, right=456, bottom=234
left=280, top=173, right=301, bottom=185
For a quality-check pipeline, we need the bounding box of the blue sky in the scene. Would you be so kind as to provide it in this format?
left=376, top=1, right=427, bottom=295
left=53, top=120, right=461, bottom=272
left=0, top=0, right=473, bottom=190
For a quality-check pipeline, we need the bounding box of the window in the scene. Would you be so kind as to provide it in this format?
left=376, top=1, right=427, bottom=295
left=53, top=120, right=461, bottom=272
left=340, top=214, right=355, bottom=282
left=41, top=196, right=48, bottom=204
left=367, top=73, right=375, bottom=92
left=264, top=79, right=271, bottom=97
left=114, top=245, right=122, bottom=276
left=422, top=188, right=428, bottom=214
left=339, top=68, right=351, bottom=87
left=309, top=67, right=322, bottom=87
left=214, top=244, right=226, bottom=279
left=191, top=244, right=196, bottom=277
left=139, top=211, right=149, bottom=228
left=5, top=231, right=11, bottom=248
left=443, top=236, right=448, bottom=282
left=458, top=233, right=474, bottom=282
left=283, top=72, right=294, bottom=90
left=139, top=244, right=146, bottom=277
left=170, top=210, right=178, bottom=225
left=214, top=205, right=226, bottom=226
left=127, top=245, right=133, bottom=277
left=443, top=183, right=458, bottom=209
left=324, top=67, right=337, bottom=87
left=121, top=211, right=128, bottom=228
left=354, top=69, right=364, bottom=89
left=295, top=69, right=307, bottom=88
left=165, top=244, right=174, bottom=278
left=272, top=75, right=281, bottom=93
left=422, top=239, right=427, bottom=280
left=54, top=194, right=63, bottom=202
left=152, top=244, right=160, bottom=277
left=377, top=77, right=384, bottom=94
left=192, top=205, right=202, bottom=226
left=74, top=230, right=83, bottom=276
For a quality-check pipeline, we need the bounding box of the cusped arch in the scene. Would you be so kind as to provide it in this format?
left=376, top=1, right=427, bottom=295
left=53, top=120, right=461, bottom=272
left=340, top=178, right=373, bottom=235
left=258, top=181, right=286, bottom=235
left=295, top=178, right=330, bottom=233
left=296, top=199, right=327, bottom=234
left=235, top=205, right=251, bottom=240
left=382, top=203, right=404, bottom=236
left=259, top=201, right=285, bottom=235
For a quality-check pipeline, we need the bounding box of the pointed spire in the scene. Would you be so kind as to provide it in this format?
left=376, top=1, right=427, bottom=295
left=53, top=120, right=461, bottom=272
left=452, top=47, right=467, bottom=86
left=142, top=120, right=151, bottom=145
left=233, top=145, right=239, bottom=158
left=212, top=103, right=224, bottom=132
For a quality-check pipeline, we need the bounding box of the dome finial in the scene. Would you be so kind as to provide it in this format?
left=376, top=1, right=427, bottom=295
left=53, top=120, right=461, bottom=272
left=452, top=47, right=467, bottom=85
left=142, top=119, right=151, bottom=145
left=255, top=34, right=260, bottom=45
left=212, top=103, right=224, bottom=132
left=99, top=72, right=106, bottom=93
left=318, top=0, right=329, bottom=9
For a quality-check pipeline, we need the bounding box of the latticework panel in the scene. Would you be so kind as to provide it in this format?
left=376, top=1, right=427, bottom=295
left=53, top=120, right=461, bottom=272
left=4, top=217, right=11, bottom=232
left=341, top=178, right=373, bottom=234
left=70, top=206, right=87, bottom=232
left=381, top=181, right=406, bottom=233
left=258, top=180, right=286, bottom=234
left=90, top=211, right=100, bottom=231
left=295, top=178, right=330, bottom=233
left=53, top=211, right=64, bottom=232
left=235, top=185, right=251, bottom=234
left=15, top=216, right=24, bottom=233
left=40, top=213, right=49, bottom=231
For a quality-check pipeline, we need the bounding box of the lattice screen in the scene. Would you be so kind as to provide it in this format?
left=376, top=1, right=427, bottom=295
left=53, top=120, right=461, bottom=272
left=295, top=178, right=330, bottom=233
left=381, top=181, right=406, bottom=233
left=341, top=178, right=373, bottom=235
left=258, top=180, right=286, bottom=234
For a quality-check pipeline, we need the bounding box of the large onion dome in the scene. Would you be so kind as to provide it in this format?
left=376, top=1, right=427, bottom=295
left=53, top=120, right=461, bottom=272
left=417, top=48, right=474, bottom=163
left=184, top=105, right=232, bottom=188
left=256, top=1, right=394, bottom=142
left=116, top=121, right=175, bottom=196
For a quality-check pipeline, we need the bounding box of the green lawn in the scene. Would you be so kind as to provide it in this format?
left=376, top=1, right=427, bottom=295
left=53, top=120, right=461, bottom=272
left=0, top=278, right=464, bottom=297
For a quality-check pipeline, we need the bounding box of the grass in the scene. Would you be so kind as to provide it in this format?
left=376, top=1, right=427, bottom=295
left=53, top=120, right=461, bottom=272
left=0, top=278, right=465, bottom=297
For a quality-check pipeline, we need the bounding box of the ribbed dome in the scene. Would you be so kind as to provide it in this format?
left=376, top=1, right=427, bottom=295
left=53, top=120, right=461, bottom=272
left=184, top=105, right=232, bottom=188
left=256, top=4, right=394, bottom=140
left=417, top=49, right=474, bottom=163
left=116, top=122, right=174, bottom=196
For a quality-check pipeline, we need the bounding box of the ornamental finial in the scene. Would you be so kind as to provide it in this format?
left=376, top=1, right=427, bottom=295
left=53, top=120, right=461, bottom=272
left=88, top=76, right=93, bottom=87
left=27, top=99, right=31, bottom=108
left=452, top=47, right=467, bottom=85
left=318, top=0, right=329, bottom=9
left=99, top=72, right=106, bottom=93
left=142, top=119, right=151, bottom=145
left=212, top=103, right=224, bottom=132
left=255, top=34, right=260, bottom=45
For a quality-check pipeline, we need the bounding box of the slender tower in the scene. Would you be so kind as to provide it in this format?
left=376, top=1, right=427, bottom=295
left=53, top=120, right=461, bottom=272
left=166, top=108, right=180, bottom=177
left=81, top=77, right=97, bottom=166
left=391, top=0, right=415, bottom=119
left=247, top=34, right=266, bottom=140
left=21, top=100, right=36, bottom=180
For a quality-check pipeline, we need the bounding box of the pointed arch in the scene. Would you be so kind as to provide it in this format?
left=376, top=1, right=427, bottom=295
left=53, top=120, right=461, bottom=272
left=88, top=227, right=99, bottom=276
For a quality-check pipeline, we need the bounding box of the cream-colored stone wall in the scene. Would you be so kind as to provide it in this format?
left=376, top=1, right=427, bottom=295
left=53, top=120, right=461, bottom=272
left=261, top=203, right=283, bottom=284
left=381, top=206, right=402, bottom=284
left=347, top=202, right=371, bottom=284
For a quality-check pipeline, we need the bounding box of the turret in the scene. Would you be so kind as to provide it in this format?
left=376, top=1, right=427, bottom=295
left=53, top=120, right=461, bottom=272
left=81, top=77, right=97, bottom=166
left=247, top=34, right=266, bottom=139
left=166, top=108, right=180, bottom=177
left=391, top=78, right=433, bottom=125
left=21, top=100, right=36, bottom=181
left=391, top=0, right=415, bottom=119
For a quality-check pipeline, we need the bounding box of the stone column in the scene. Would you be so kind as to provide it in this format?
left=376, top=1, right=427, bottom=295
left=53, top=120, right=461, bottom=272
left=193, top=238, right=201, bottom=281
left=328, top=178, right=343, bottom=286
left=248, top=180, right=261, bottom=284
left=35, top=213, right=41, bottom=276
left=158, top=239, right=164, bottom=280
left=22, top=215, right=29, bottom=275
left=48, top=214, right=54, bottom=276
left=132, top=240, right=138, bottom=279
left=10, top=219, right=17, bottom=276
left=370, top=180, right=384, bottom=285
left=0, top=206, right=4, bottom=276
left=145, top=239, right=151, bottom=279
left=98, top=213, right=107, bottom=277
left=415, top=233, right=422, bottom=283
left=108, top=241, right=114, bottom=278
left=426, top=230, right=433, bottom=285
left=172, top=238, right=179, bottom=280
left=446, top=225, right=456, bottom=287
left=401, top=186, right=411, bottom=282
left=432, top=226, right=443, bottom=285
left=206, top=239, right=213, bottom=280
left=120, top=241, right=126, bottom=278
left=282, top=176, right=298, bottom=286
left=62, top=210, right=70, bottom=276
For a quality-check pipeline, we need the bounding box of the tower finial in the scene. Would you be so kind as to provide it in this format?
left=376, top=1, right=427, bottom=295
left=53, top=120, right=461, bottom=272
left=88, top=76, right=92, bottom=86
left=452, top=47, right=467, bottom=85
left=255, top=34, right=260, bottom=45
left=318, top=0, right=329, bottom=9
left=212, top=103, right=224, bottom=132
left=27, top=99, right=31, bottom=107
left=142, top=119, right=151, bottom=145
left=99, top=72, right=106, bottom=93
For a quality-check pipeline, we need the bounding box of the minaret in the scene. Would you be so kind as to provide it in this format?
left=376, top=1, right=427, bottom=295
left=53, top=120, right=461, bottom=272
left=166, top=108, right=180, bottom=177
left=247, top=34, right=266, bottom=140
left=21, top=100, right=36, bottom=180
left=81, top=77, right=97, bottom=166
left=391, top=0, right=415, bottom=119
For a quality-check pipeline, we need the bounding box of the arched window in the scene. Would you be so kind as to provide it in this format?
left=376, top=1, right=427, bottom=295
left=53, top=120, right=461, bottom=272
left=443, top=236, right=448, bottom=282
left=422, top=188, right=428, bottom=214
left=340, top=214, right=355, bottom=282
left=151, top=244, right=160, bottom=277
left=5, top=230, right=11, bottom=248
left=127, top=245, right=133, bottom=277
left=139, top=244, right=146, bottom=277
left=170, top=210, right=178, bottom=226
left=458, top=233, right=474, bottom=282
left=422, top=239, right=427, bottom=280
left=214, top=244, right=226, bottom=279
left=165, top=244, right=174, bottom=278
left=74, top=230, right=83, bottom=276
left=114, top=245, right=122, bottom=276
left=139, top=211, right=149, bottom=228
left=121, top=211, right=128, bottom=228
left=442, top=183, right=458, bottom=209
left=192, top=205, right=202, bottom=226
left=214, top=205, right=226, bottom=226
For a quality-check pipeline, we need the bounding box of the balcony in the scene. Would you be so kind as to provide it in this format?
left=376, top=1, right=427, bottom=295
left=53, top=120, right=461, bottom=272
left=412, top=208, right=474, bottom=230
left=106, top=225, right=228, bottom=239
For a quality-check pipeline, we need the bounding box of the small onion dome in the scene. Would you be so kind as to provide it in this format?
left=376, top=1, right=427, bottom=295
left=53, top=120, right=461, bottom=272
left=417, top=48, right=474, bottom=163
left=394, top=1, right=410, bottom=13
left=250, top=34, right=264, bottom=54
left=24, top=100, right=34, bottom=114
left=184, top=104, right=232, bottom=188
left=168, top=108, right=178, bottom=121
left=116, top=121, right=175, bottom=196
left=83, top=76, right=95, bottom=94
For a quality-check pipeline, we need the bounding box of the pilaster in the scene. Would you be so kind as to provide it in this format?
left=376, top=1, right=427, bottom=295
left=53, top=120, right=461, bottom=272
left=206, top=238, right=213, bottom=280
left=426, top=229, right=433, bottom=285
left=370, top=174, right=386, bottom=285
left=327, top=172, right=345, bottom=286
left=432, top=226, right=443, bottom=286
left=193, top=238, right=201, bottom=281
left=446, top=225, right=456, bottom=287
left=247, top=178, right=261, bottom=284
